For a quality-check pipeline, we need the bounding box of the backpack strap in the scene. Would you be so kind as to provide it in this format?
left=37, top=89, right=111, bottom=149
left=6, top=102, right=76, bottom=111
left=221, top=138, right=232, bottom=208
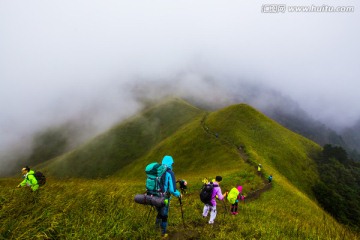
left=160, top=169, right=177, bottom=195
left=26, top=172, right=33, bottom=180
left=167, top=169, right=177, bottom=191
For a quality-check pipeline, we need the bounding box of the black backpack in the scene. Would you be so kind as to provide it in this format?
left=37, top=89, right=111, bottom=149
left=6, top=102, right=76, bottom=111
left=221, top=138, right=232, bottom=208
left=34, top=171, right=46, bottom=186
left=200, top=182, right=217, bottom=206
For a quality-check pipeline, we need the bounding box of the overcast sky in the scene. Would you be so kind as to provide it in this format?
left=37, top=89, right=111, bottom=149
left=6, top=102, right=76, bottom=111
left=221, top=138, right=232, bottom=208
left=1, top=0, right=360, bottom=159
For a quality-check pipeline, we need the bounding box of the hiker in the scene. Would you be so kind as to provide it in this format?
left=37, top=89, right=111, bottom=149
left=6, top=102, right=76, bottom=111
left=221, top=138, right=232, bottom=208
left=257, top=164, right=262, bottom=176
left=202, top=176, right=227, bottom=224
left=155, top=156, right=181, bottom=238
left=268, top=175, right=273, bottom=183
left=227, top=186, right=243, bottom=215
left=176, top=179, right=188, bottom=194
left=17, top=166, right=39, bottom=192
left=202, top=177, right=209, bottom=184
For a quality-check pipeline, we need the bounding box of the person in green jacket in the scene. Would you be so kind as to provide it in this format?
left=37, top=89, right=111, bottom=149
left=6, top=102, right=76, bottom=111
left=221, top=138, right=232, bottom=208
left=17, top=166, right=39, bottom=191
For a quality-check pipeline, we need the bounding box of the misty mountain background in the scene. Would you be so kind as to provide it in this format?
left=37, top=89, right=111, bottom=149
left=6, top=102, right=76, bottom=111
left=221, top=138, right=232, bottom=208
left=2, top=79, right=360, bottom=177
left=1, top=1, right=359, bottom=176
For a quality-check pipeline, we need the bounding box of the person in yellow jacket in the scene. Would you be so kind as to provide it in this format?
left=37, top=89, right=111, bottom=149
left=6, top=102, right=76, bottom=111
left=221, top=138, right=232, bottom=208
left=17, top=166, right=39, bottom=191
left=227, top=186, right=243, bottom=215
left=202, top=177, right=209, bottom=184
left=257, top=164, right=262, bottom=176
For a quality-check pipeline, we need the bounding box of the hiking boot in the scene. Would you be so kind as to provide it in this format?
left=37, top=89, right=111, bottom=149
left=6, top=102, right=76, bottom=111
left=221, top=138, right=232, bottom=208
left=231, top=212, right=235, bottom=215
left=234, top=212, right=238, bottom=215
left=161, top=233, right=169, bottom=239
left=208, top=221, right=214, bottom=224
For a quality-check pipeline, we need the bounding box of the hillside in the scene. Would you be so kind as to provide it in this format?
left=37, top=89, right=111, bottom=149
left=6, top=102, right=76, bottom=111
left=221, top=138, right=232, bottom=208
left=115, top=103, right=321, bottom=194
left=205, top=104, right=321, bottom=196
left=2, top=99, right=359, bottom=239
left=37, top=99, right=322, bottom=197
left=37, top=98, right=204, bottom=178
left=265, top=107, right=346, bottom=147
left=342, top=120, right=360, bottom=158
left=267, top=108, right=360, bottom=162
left=2, top=175, right=358, bottom=239
left=116, top=112, right=263, bottom=191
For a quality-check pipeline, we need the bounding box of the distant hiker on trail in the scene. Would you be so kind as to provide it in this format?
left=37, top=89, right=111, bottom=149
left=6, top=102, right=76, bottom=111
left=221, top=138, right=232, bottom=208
left=257, top=164, right=262, bottom=176
left=176, top=179, right=188, bottom=194
left=202, top=176, right=227, bottom=224
left=227, top=186, right=244, bottom=215
left=155, top=156, right=181, bottom=238
left=17, top=166, right=39, bottom=192
left=268, top=175, right=273, bottom=183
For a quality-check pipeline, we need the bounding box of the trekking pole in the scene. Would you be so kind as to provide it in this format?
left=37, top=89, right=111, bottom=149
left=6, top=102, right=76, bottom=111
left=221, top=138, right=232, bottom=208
left=178, top=196, right=186, bottom=228
left=146, top=206, right=154, bottom=222
left=222, top=200, right=227, bottom=219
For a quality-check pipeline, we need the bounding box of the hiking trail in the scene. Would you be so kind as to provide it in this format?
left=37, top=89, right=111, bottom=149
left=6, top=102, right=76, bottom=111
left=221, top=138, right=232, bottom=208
left=200, top=113, right=272, bottom=202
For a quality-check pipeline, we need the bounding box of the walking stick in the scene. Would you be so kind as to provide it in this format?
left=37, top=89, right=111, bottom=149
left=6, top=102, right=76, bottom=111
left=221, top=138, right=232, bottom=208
left=222, top=191, right=228, bottom=218
left=222, top=200, right=227, bottom=219
left=179, top=196, right=186, bottom=228
left=146, top=206, right=154, bottom=222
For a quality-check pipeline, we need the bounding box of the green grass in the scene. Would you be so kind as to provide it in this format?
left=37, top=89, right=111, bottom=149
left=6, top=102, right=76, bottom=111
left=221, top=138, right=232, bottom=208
left=205, top=104, right=321, bottom=196
left=116, top=114, right=259, bottom=184
left=1, top=175, right=358, bottom=239
left=38, top=98, right=204, bottom=178
left=2, top=99, right=358, bottom=239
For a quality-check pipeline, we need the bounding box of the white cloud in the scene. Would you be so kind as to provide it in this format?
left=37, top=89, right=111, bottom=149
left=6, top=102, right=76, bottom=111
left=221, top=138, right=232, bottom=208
left=0, top=0, right=359, bottom=164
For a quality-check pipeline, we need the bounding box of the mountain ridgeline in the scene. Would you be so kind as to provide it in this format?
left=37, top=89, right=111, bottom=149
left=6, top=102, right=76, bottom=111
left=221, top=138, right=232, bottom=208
left=32, top=98, right=358, bottom=231
left=0, top=98, right=360, bottom=239
left=38, top=98, right=204, bottom=178
left=38, top=99, right=320, bottom=190
left=264, top=106, right=360, bottom=162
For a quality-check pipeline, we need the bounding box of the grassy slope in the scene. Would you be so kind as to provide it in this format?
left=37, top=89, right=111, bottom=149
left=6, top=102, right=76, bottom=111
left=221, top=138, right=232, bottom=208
left=205, top=104, right=321, bottom=196
left=1, top=101, right=358, bottom=239
left=37, top=98, right=204, bottom=178
left=1, top=176, right=358, bottom=239
left=117, top=114, right=261, bottom=190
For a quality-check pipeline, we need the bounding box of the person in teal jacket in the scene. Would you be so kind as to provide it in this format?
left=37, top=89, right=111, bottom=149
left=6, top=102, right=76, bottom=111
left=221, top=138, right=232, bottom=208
left=17, top=166, right=39, bottom=191
left=155, top=155, right=181, bottom=239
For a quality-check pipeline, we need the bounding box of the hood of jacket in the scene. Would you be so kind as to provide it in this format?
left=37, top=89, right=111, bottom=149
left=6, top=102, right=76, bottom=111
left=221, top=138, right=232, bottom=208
left=25, top=170, right=35, bottom=179
left=162, top=155, right=174, bottom=170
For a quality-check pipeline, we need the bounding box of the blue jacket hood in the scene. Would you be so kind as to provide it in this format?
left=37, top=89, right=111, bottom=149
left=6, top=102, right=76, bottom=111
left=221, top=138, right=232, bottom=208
left=162, top=155, right=174, bottom=169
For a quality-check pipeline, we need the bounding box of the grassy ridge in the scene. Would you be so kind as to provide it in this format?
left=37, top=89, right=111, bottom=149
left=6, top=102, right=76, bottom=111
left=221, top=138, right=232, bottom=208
left=205, top=104, right=321, bottom=195
left=38, top=98, right=204, bottom=178
left=117, top=114, right=262, bottom=191
left=2, top=99, right=358, bottom=238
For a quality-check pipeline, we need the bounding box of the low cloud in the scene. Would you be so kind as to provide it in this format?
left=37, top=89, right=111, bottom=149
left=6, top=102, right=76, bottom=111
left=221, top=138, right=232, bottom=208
left=1, top=1, right=359, bottom=174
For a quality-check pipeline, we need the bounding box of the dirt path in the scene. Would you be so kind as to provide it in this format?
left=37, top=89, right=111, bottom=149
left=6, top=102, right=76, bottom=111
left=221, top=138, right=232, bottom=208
left=200, top=113, right=272, bottom=202
left=163, top=114, right=274, bottom=239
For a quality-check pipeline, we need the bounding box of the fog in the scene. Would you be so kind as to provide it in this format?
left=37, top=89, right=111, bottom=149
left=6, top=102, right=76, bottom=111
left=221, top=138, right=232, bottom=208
left=1, top=1, right=359, bottom=172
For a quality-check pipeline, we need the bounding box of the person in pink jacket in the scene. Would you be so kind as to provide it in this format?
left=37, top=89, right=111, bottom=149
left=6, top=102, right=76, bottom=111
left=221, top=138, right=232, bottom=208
left=202, top=176, right=227, bottom=224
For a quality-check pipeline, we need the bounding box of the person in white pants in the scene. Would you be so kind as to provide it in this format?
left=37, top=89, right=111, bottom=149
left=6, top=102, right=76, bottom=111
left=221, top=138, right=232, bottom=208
left=202, top=176, right=227, bottom=224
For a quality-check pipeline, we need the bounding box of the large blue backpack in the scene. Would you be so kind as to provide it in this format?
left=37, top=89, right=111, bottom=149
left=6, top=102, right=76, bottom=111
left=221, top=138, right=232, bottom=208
left=145, top=162, right=168, bottom=196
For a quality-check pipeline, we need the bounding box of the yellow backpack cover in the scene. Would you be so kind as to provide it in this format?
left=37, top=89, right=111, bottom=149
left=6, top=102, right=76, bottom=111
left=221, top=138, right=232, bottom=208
left=227, top=187, right=239, bottom=204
